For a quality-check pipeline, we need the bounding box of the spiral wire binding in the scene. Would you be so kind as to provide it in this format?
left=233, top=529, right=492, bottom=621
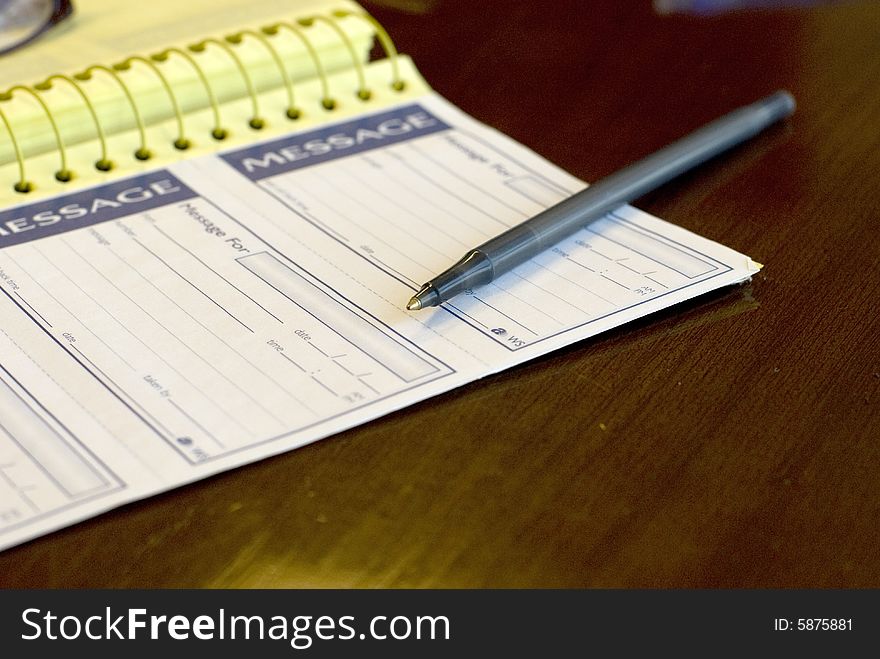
left=333, top=10, right=405, bottom=91
left=115, top=56, right=191, bottom=150
left=151, top=47, right=228, bottom=140
left=75, top=65, right=152, bottom=161
left=227, top=29, right=299, bottom=120
left=262, top=21, right=336, bottom=110
left=34, top=75, right=114, bottom=172
left=300, top=15, right=371, bottom=101
left=0, top=104, right=31, bottom=192
left=2, top=85, right=72, bottom=182
left=189, top=38, right=265, bottom=130
left=1, top=11, right=406, bottom=193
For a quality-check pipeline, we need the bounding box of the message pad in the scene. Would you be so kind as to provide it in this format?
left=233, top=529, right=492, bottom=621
left=0, top=93, right=758, bottom=549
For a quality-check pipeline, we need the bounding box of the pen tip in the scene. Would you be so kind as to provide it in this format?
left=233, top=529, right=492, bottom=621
left=406, top=296, right=421, bottom=311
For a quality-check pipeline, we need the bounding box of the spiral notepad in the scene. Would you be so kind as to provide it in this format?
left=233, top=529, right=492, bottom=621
left=0, top=0, right=424, bottom=203
left=0, top=1, right=760, bottom=552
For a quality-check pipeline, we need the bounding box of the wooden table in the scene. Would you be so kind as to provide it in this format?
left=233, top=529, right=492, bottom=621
left=2, top=0, right=878, bottom=588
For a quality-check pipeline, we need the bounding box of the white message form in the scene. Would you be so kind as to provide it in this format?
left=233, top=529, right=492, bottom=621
left=0, top=93, right=757, bottom=549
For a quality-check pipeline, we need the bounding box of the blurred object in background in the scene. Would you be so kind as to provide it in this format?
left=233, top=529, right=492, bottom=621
left=362, top=0, right=438, bottom=14
left=0, top=0, right=72, bottom=55
left=654, top=0, right=851, bottom=13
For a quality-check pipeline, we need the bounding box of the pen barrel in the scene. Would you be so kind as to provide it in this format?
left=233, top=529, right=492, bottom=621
left=480, top=90, right=795, bottom=275
left=426, top=249, right=493, bottom=300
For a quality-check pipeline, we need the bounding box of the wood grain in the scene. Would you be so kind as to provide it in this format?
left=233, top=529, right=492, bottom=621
left=1, top=0, right=878, bottom=587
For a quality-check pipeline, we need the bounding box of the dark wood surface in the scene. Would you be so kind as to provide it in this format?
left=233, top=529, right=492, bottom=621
left=2, top=0, right=878, bottom=587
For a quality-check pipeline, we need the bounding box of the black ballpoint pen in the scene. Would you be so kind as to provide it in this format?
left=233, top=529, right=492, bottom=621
left=406, top=90, right=795, bottom=311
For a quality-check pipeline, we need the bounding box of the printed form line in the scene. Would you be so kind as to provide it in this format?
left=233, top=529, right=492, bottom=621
left=380, top=163, right=495, bottom=239
left=293, top=170, right=434, bottom=276
left=101, top=241, right=308, bottom=425
left=334, top=160, right=472, bottom=251
left=55, top=238, right=252, bottom=439
left=311, top=169, right=453, bottom=262
left=92, top=243, right=277, bottom=433
left=127, top=232, right=255, bottom=334
left=14, top=292, right=52, bottom=328
left=9, top=249, right=138, bottom=372
left=405, top=140, right=530, bottom=219
left=471, top=295, right=538, bottom=336
left=0, top=326, right=142, bottom=480
left=153, top=222, right=284, bottom=324
left=167, top=398, right=225, bottom=449
left=384, top=149, right=511, bottom=230
left=70, top=344, right=175, bottom=441
left=0, top=467, right=40, bottom=513
left=259, top=182, right=419, bottom=290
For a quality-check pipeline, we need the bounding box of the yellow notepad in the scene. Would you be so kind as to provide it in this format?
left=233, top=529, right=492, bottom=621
left=0, top=0, right=396, bottom=201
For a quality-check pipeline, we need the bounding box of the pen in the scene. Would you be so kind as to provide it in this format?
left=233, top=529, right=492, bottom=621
left=406, top=90, right=795, bottom=311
